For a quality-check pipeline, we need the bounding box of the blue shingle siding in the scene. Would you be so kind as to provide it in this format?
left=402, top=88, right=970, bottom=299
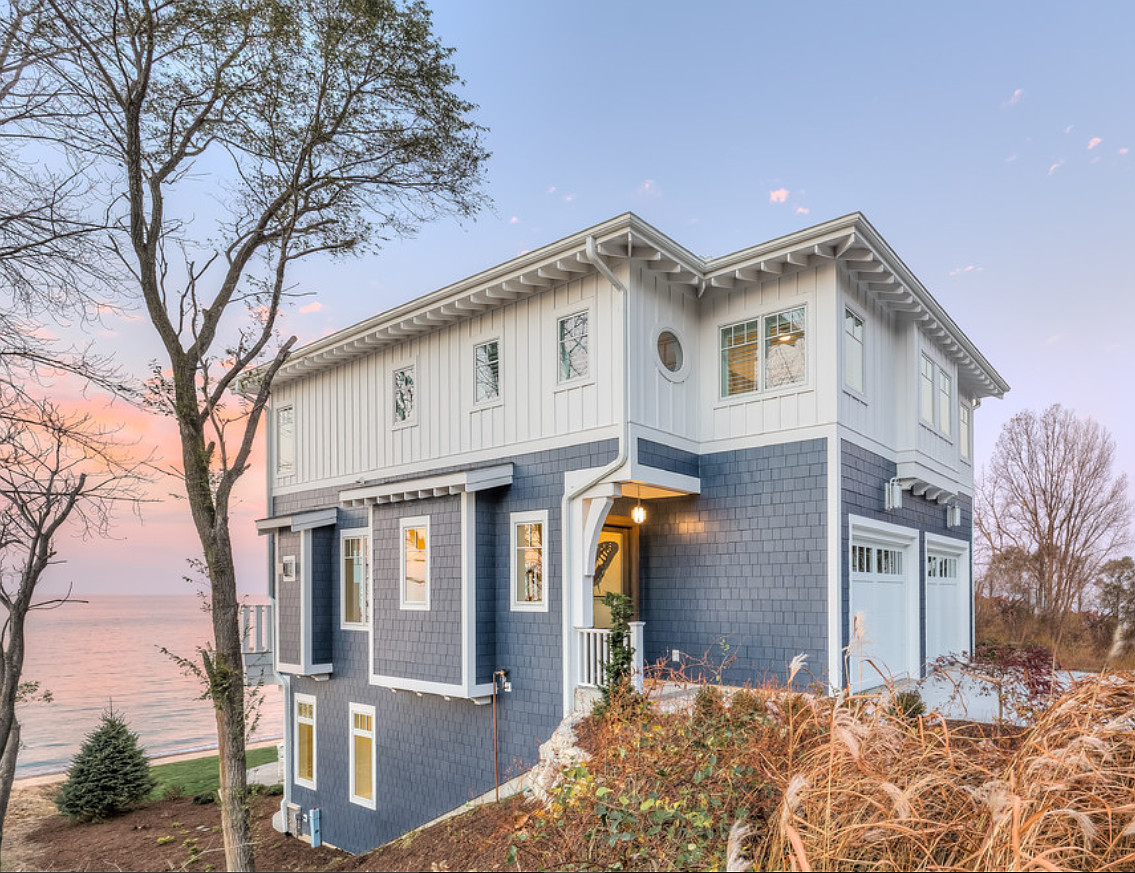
left=838, top=439, right=973, bottom=681
left=310, top=527, right=335, bottom=665
left=637, top=438, right=700, bottom=478
left=276, top=438, right=618, bottom=854
left=372, top=494, right=464, bottom=685
left=276, top=530, right=302, bottom=666
left=639, top=438, right=829, bottom=688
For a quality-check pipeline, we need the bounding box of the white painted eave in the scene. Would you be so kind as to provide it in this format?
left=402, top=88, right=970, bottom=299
left=339, top=463, right=514, bottom=507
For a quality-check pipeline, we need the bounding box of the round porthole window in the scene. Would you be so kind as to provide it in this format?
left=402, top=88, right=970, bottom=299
left=656, top=330, right=683, bottom=373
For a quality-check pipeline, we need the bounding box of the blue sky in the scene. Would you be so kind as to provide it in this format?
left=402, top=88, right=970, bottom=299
left=65, top=1, right=1135, bottom=594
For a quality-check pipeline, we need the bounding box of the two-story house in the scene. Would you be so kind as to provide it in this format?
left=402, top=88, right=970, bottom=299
left=250, top=212, right=1008, bottom=853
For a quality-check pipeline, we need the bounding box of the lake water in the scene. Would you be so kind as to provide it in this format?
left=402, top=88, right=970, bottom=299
left=15, top=595, right=282, bottom=778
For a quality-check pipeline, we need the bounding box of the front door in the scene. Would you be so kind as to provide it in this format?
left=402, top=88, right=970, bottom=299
left=593, top=523, right=636, bottom=629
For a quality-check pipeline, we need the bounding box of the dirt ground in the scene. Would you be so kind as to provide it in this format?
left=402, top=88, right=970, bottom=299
left=6, top=783, right=529, bottom=872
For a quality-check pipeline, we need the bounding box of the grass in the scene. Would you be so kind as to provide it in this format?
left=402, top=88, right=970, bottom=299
left=149, top=745, right=278, bottom=799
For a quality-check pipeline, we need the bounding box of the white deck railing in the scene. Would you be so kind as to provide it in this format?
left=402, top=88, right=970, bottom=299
left=577, top=622, right=644, bottom=691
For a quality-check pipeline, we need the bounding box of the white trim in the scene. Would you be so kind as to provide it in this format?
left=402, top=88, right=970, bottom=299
left=554, top=305, right=594, bottom=388
left=275, top=403, right=295, bottom=477
left=347, top=702, right=376, bottom=809
left=294, top=693, right=317, bottom=790
left=281, top=555, right=296, bottom=582
left=716, top=303, right=811, bottom=403
left=924, top=532, right=972, bottom=664
left=370, top=674, right=494, bottom=698
left=341, top=464, right=514, bottom=507
left=510, top=509, right=550, bottom=612
left=826, top=435, right=843, bottom=692
left=651, top=325, right=691, bottom=383
left=471, top=337, right=503, bottom=409
left=256, top=508, right=338, bottom=534
left=391, top=360, right=418, bottom=429
left=399, top=515, right=431, bottom=611
left=340, top=527, right=370, bottom=631
left=460, top=491, right=477, bottom=692
left=842, top=305, right=867, bottom=400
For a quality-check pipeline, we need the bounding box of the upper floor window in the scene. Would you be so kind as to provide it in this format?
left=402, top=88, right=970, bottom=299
left=511, top=511, right=548, bottom=611
left=558, top=312, right=589, bottom=381
left=399, top=517, right=429, bottom=610
left=844, top=309, right=864, bottom=394
left=920, top=354, right=954, bottom=438
left=919, top=356, right=935, bottom=424
left=474, top=340, right=500, bottom=404
left=393, top=365, right=415, bottom=424
left=276, top=404, right=295, bottom=474
left=960, top=402, right=972, bottom=461
left=720, top=306, right=806, bottom=398
left=341, top=530, right=369, bottom=629
left=938, top=370, right=953, bottom=437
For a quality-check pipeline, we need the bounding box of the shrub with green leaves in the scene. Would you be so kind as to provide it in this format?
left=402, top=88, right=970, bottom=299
left=56, top=707, right=156, bottom=822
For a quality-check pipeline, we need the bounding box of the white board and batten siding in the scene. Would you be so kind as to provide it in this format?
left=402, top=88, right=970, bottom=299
left=273, top=272, right=622, bottom=491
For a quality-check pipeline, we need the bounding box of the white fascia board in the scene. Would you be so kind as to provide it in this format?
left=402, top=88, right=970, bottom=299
left=255, top=508, right=338, bottom=534
left=340, top=464, right=513, bottom=507
left=369, top=673, right=494, bottom=699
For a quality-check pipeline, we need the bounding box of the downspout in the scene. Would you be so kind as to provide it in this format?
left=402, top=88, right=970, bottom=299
left=559, top=236, right=632, bottom=716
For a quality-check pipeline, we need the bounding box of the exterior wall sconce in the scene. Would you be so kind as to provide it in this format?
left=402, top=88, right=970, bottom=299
left=630, top=483, right=645, bottom=524
left=946, top=503, right=961, bottom=528
left=885, top=478, right=903, bottom=511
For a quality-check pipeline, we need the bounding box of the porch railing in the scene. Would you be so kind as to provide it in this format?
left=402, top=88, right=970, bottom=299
left=240, top=603, right=275, bottom=684
left=577, top=622, right=644, bottom=692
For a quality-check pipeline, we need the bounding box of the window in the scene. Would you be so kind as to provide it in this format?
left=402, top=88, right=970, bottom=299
left=920, top=356, right=935, bottom=424
left=393, top=365, right=415, bottom=424
left=341, top=530, right=369, bottom=628
left=720, top=306, right=806, bottom=398
left=399, top=517, right=429, bottom=610
left=558, top=312, right=589, bottom=381
left=656, top=330, right=683, bottom=373
left=474, top=340, right=500, bottom=404
left=294, top=694, right=316, bottom=789
left=276, top=405, right=295, bottom=474
left=850, top=544, right=904, bottom=575
left=927, top=554, right=959, bottom=579
left=349, top=703, right=375, bottom=808
left=844, top=309, right=864, bottom=393
left=960, top=402, right=972, bottom=461
left=511, top=511, right=548, bottom=611
left=938, top=370, right=952, bottom=437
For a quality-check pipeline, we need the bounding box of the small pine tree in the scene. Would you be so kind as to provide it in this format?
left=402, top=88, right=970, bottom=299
left=55, top=707, right=155, bottom=822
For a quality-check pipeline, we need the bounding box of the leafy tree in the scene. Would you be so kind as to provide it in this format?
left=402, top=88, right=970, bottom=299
left=976, top=405, right=1132, bottom=642
left=12, top=0, right=488, bottom=867
left=601, top=591, right=636, bottom=704
left=55, top=707, right=155, bottom=822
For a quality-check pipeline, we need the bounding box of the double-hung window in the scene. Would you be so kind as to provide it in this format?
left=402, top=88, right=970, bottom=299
left=844, top=308, right=865, bottom=394
left=920, top=356, right=935, bottom=424
left=558, top=312, right=589, bottom=381
left=474, top=340, right=500, bottom=404
left=959, top=402, right=972, bottom=460
left=294, top=694, right=316, bottom=789
left=393, top=365, right=415, bottom=424
left=276, top=405, right=295, bottom=475
left=341, top=530, right=369, bottom=629
left=349, top=703, right=376, bottom=808
left=938, top=370, right=953, bottom=437
left=400, top=517, right=430, bottom=610
left=511, top=511, right=548, bottom=611
left=720, top=306, right=806, bottom=398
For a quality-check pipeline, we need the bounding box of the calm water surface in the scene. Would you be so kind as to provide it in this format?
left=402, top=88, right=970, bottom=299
left=16, top=595, right=282, bottom=777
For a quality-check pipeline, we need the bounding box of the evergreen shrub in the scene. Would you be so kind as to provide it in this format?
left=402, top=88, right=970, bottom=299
left=55, top=707, right=156, bottom=822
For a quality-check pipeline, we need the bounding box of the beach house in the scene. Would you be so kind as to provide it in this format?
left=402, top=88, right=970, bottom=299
left=247, top=211, right=1008, bottom=852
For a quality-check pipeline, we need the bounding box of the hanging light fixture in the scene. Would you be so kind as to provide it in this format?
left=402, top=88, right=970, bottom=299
left=631, top=483, right=646, bottom=524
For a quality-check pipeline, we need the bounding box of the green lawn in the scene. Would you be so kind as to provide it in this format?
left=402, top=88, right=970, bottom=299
left=149, top=745, right=278, bottom=799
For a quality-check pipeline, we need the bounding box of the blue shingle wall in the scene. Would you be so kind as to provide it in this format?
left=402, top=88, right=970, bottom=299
left=276, top=529, right=301, bottom=666
left=278, top=438, right=618, bottom=854
left=637, top=438, right=700, bottom=478
left=839, top=439, right=973, bottom=682
left=639, top=438, right=829, bottom=688
left=311, top=526, right=335, bottom=665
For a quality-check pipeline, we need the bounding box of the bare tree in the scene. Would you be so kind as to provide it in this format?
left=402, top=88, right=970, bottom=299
left=976, top=404, right=1133, bottom=643
left=14, top=0, right=488, bottom=867
left=0, top=398, right=146, bottom=853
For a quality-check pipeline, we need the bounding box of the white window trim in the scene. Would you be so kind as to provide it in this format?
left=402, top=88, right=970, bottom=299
left=340, top=527, right=370, bottom=631
left=959, top=400, right=973, bottom=463
left=348, top=702, right=377, bottom=809
left=399, top=515, right=431, bottom=611
left=716, top=304, right=810, bottom=404
left=472, top=337, right=503, bottom=409
left=937, top=368, right=953, bottom=438
left=510, top=509, right=550, bottom=612
left=280, top=555, right=297, bottom=583
left=294, top=693, right=317, bottom=790
left=652, top=325, right=691, bottom=383
left=275, top=404, right=295, bottom=476
left=391, top=361, right=418, bottom=429
left=554, top=307, right=594, bottom=388
left=842, top=306, right=867, bottom=399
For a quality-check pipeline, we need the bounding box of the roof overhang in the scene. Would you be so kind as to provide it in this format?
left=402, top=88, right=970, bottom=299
left=339, top=463, right=514, bottom=507
left=254, top=507, right=338, bottom=534
left=265, top=212, right=1008, bottom=401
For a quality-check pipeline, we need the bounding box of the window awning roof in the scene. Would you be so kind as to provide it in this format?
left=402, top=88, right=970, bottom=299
left=254, top=507, right=338, bottom=534
left=339, top=463, right=514, bottom=507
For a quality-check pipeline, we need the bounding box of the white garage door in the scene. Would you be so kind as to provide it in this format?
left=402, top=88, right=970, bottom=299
left=925, top=536, right=970, bottom=664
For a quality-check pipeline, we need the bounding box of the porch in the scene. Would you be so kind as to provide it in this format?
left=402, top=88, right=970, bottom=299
left=575, top=622, right=646, bottom=692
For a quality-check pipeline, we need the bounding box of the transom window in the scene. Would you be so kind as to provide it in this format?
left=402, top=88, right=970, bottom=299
left=720, top=306, right=806, bottom=398
left=844, top=309, right=864, bottom=393
left=400, top=517, right=430, bottom=610
left=850, top=544, right=904, bottom=576
left=558, top=312, right=589, bottom=381
left=474, top=340, right=500, bottom=404
left=511, top=511, right=549, bottom=611
left=927, top=555, right=959, bottom=578
left=341, top=531, right=369, bottom=628
left=393, top=365, right=415, bottom=424
left=349, top=703, right=375, bottom=808
left=295, top=695, right=316, bottom=789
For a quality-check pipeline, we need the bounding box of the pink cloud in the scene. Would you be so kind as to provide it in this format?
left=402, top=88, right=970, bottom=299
left=1120, top=147, right=1130, bottom=156
left=949, top=264, right=983, bottom=277
left=636, top=179, right=661, bottom=197
left=562, top=194, right=575, bottom=203
left=769, top=188, right=789, bottom=204
left=794, top=206, right=810, bottom=215
left=509, top=216, right=519, bottom=224
left=1047, top=160, right=1064, bottom=176
left=298, top=301, right=322, bottom=314
left=1006, top=153, right=1018, bottom=163
left=1002, top=88, right=1024, bottom=108
left=1064, top=125, right=1074, bottom=134
left=1087, top=137, right=1102, bottom=150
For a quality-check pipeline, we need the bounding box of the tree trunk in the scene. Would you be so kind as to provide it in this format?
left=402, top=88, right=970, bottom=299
left=0, top=718, right=20, bottom=857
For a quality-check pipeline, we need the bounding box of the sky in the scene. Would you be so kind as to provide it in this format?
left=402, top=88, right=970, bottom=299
left=44, top=0, right=1135, bottom=596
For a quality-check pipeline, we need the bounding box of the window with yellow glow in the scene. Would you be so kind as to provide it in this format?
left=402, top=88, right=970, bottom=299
left=349, top=703, right=375, bottom=808
left=295, top=695, right=316, bottom=789
left=511, top=511, right=548, bottom=611
left=400, top=517, right=430, bottom=610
